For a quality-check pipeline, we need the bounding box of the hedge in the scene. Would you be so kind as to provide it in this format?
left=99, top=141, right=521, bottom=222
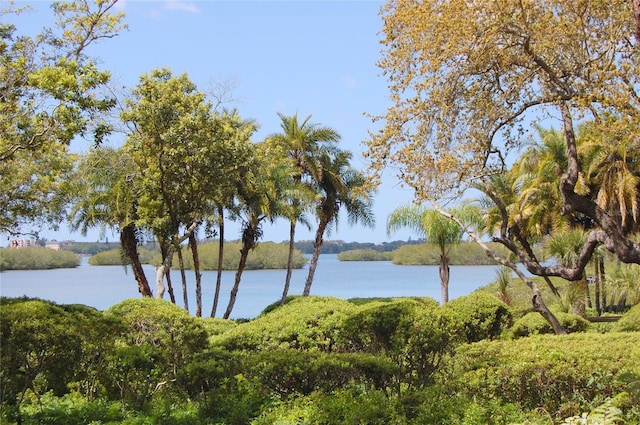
left=450, top=332, right=640, bottom=420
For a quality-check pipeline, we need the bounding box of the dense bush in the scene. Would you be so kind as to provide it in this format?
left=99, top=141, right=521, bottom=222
left=0, top=247, right=80, bottom=270
left=337, top=249, right=394, bottom=261
left=338, top=298, right=461, bottom=388
left=511, top=311, right=590, bottom=338
left=253, top=388, right=399, bottom=425
left=242, top=350, right=399, bottom=396
left=611, top=303, right=640, bottom=332
left=0, top=299, right=84, bottom=406
left=337, top=298, right=437, bottom=354
left=450, top=332, right=640, bottom=420
left=444, top=292, right=513, bottom=342
left=2, top=295, right=638, bottom=425
left=103, top=298, right=209, bottom=408
left=212, top=296, right=358, bottom=352
left=0, top=298, right=121, bottom=424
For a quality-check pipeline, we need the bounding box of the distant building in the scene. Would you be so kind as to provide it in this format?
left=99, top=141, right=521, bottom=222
left=45, top=240, right=75, bottom=250
left=8, top=238, right=36, bottom=248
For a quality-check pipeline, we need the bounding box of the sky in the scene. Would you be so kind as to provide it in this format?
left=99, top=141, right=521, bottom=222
left=8, top=0, right=419, bottom=244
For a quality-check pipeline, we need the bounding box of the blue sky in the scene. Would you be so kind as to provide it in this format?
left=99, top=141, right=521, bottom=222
left=12, top=0, right=418, bottom=244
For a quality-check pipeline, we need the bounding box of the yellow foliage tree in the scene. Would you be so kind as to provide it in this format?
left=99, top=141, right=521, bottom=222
left=367, top=0, right=640, bottom=278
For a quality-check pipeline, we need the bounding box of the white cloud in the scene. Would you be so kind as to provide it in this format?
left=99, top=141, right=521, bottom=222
left=164, top=0, right=200, bottom=13
left=114, top=0, right=127, bottom=11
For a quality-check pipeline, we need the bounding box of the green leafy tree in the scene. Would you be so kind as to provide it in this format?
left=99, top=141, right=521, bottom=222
left=266, top=113, right=340, bottom=305
left=122, top=68, right=221, bottom=315
left=0, top=0, right=126, bottom=236
left=386, top=204, right=475, bottom=304
left=302, top=148, right=375, bottom=296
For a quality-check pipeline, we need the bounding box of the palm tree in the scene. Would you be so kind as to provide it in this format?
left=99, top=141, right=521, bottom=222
left=302, top=149, right=375, bottom=297
left=510, top=126, right=585, bottom=238
left=267, top=113, right=340, bottom=305
left=69, top=147, right=152, bottom=297
left=205, top=109, right=257, bottom=317
left=545, top=228, right=590, bottom=315
left=579, top=118, right=640, bottom=233
left=386, top=204, right=473, bottom=304
left=222, top=141, right=293, bottom=319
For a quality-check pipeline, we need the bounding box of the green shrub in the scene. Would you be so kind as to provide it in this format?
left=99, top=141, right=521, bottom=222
left=253, top=388, right=399, bottom=425
left=337, top=298, right=435, bottom=354
left=444, top=292, right=513, bottom=342
left=0, top=247, right=80, bottom=270
left=212, top=296, right=358, bottom=352
left=451, top=332, right=640, bottom=420
left=511, top=311, right=590, bottom=338
left=103, top=298, right=209, bottom=408
left=337, top=298, right=461, bottom=388
left=199, top=317, right=238, bottom=338
left=0, top=299, right=85, bottom=406
left=611, top=303, right=640, bottom=332
left=243, top=350, right=399, bottom=397
left=18, top=390, right=124, bottom=425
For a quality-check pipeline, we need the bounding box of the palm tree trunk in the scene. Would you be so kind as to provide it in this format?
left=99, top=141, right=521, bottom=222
left=177, top=245, right=189, bottom=313
left=594, top=260, right=601, bottom=315
left=439, top=253, right=450, bottom=304
left=223, top=242, right=251, bottom=319
left=600, top=258, right=607, bottom=313
left=165, top=268, right=175, bottom=303
left=281, top=219, right=297, bottom=305
left=303, top=219, right=328, bottom=296
left=120, top=223, right=152, bottom=297
left=189, top=233, right=202, bottom=317
left=211, top=207, right=224, bottom=318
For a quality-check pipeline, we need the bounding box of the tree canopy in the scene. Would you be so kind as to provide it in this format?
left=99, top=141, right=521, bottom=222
left=0, top=0, right=126, bottom=235
left=367, top=0, right=640, bottom=280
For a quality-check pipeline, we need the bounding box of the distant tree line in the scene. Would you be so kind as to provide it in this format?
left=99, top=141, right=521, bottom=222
left=294, top=239, right=423, bottom=254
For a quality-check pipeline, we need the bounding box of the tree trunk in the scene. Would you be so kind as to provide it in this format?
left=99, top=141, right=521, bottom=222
left=430, top=204, right=567, bottom=334
left=303, top=219, right=328, bottom=296
left=189, top=233, right=202, bottom=317
left=594, top=259, right=602, bottom=316
left=177, top=245, right=189, bottom=313
left=439, top=253, right=450, bottom=304
left=211, top=208, right=225, bottom=318
left=223, top=242, right=251, bottom=319
left=120, top=222, right=152, bottom=297
left=532, top=288, right=567, bottom=335
left=281, top=219, right=297, bottom=305
left=155, top=222, right=198, bottom=304
left=583, top=274, right=592, bottom=310
left=600, top=258, right=607, bottom=313
left=158, top=240, right=176, bottom=303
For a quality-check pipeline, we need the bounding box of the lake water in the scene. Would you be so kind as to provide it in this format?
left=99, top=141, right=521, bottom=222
left=0, top=255, right=501, bottom=318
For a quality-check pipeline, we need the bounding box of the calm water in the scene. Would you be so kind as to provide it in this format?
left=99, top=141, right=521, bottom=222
left=0, top=255, right=500, bottom=318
